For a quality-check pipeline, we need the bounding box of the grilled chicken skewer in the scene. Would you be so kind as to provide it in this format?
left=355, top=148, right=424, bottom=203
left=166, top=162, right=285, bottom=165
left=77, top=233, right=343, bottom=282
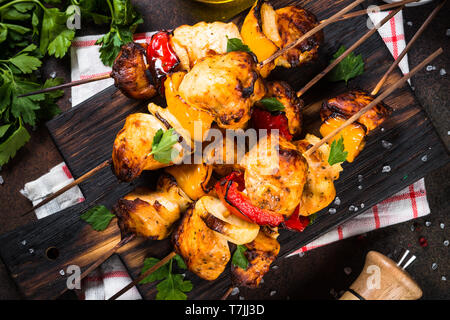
left=20, top=0, right=412, bottom=99
left=20, top=5, right=401, bottom=216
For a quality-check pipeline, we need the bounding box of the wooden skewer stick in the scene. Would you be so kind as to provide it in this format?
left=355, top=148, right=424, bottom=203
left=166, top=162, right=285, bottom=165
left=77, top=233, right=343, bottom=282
left=304, top=47, right=443, bottom=157
left=296, top=6, right=403, bottom=98
left=325, top=0, right=419, bottom=23
left=108, top=251, right=177, bottom=300
left=371, top=0, right=446, bottom=95
left=18, top=73, right=112, bottom=98
left=79, top=233, right=135, bottom=281
left=221, top=286, right=234, bottom=300
left=21, top=159, right=112, bottom=217
left=259, top=0, right=366, bottom=67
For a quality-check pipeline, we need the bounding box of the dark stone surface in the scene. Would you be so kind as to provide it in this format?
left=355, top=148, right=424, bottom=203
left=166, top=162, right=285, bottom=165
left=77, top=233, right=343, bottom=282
left=0, top=0, right=448, bottom=300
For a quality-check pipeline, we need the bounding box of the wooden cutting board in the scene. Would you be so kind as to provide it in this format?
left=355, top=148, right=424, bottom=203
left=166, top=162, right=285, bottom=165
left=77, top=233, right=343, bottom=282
left=0, top=0, right=448, bottom=300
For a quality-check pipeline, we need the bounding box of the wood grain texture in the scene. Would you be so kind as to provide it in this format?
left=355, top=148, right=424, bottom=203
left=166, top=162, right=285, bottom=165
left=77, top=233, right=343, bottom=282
left=0, top=0, right=448, bottom=300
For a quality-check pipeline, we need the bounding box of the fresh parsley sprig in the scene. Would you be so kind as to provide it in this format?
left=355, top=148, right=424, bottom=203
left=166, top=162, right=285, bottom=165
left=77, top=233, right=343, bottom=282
left=328, top=45, right=364, bottom=84
left=258, top=97, right=285, bottom=112
left=232, top=245, right=249, bottom=270
left=80, top=205, right=115, bottom=231
left=150, top=128, right=179, bottom=164
left=95, top=0, right=143, bottom=66
left=328, top=136, right=348, bottom=166
left=140, top=254, right=193, bottom=300
left=226, top=37, right=252, bottom=54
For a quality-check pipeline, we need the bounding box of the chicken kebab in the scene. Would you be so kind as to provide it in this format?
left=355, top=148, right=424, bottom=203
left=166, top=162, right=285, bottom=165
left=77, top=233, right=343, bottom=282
left=100, top=0, right=323, bottom=101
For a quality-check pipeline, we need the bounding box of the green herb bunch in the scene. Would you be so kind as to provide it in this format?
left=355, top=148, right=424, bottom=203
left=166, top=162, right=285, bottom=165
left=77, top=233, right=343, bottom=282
left=0, top=0, right=142, bottom=166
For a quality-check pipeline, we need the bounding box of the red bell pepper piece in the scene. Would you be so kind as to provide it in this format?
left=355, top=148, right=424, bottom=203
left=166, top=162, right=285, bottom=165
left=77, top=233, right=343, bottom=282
left=251, top=107, right=293, bottom=141
left=283, top=205, right=310, bottom=232
left=215, top=171, right=285, bottom=227
left=147, top=31, right=179, bottom=93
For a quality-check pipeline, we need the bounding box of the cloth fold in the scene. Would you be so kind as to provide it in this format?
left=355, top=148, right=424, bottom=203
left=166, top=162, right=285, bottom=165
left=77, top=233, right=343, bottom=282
left=20, top=12, right=426, bottom=299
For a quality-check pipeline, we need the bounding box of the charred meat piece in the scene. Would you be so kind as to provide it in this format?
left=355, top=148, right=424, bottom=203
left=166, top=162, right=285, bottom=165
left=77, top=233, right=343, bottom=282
left=178, top=51, right=266, bottom=130
left=275, top=5, right=323, bottom=68
left=113, top=174, right=191, bottom=240
left=231, top=230, right=280, bottom=288
left=112, top=112, right=182, bottom=182
left=320, top=90, right=392, bottom=134
left=172, top=203, right=231, bottom=281
left=241, top=134, right=308, bottom=218
left=111, top=42, right=157, bottom=100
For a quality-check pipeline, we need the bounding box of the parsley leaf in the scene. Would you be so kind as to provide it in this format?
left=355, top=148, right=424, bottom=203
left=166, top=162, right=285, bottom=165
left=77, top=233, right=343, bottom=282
left=150, top=128, right=179, bottom=164
left=0, top=119, right=30, bottom=166
left=328, top=45, right=364, bottom=84
left=227, top=37, right=252, bottom=53
left=40, top=8, right=75, bottom=58
left=328, top=136, right=348, bottom=166
left=80, top=205, right=115, bottom=231
left=139, top=255, right=192, bottom=300
left=95, top=0, right=143, bottom=66
left=232, top=245, right=249, bottom=270
left=258, top=97, right=285, bottom=112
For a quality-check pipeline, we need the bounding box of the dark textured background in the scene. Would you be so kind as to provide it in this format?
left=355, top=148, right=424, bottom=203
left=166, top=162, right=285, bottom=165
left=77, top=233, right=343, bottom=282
left=0, top=0, right=448, bottom=299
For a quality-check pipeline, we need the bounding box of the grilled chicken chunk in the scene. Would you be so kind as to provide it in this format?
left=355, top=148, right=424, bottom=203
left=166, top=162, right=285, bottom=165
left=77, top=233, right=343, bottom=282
left=294, top=134, right=343, bottom=216
left=112, top=112, right=184, bottom=182
left=320, top=90, right=392, bottom=134
left=171, top=21, right=242, bottom=71
left=275, top=6, right=323, bottom=68
left=111, top=42, right=157, bottom=100
left=231, top=230, right=280, bottom=288
left=172, top=202, right=231, bottom=281
left=178, top=51, right=266, bottom=130
left=114, top=174, right=191, bottom=240
left=241, top=134, right=308, bottom=218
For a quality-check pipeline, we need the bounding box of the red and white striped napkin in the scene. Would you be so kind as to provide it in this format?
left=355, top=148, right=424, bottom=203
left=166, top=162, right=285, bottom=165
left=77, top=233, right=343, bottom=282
left=20, top=11, right=429, bottom=299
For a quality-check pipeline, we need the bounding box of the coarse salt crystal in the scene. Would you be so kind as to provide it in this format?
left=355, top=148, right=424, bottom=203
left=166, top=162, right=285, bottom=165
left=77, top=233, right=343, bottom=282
left=431, top=263, right=438, bottom=270
left=360, top=203, right=365, bottom=209
left=442, top=276, right=447, bottom=281
left=381, top=140, right=392, bottom=149
left=382, top=165, right=391, bottom=173
left=270, top=291, right=277, bottom=296
left=334, top=197, right=341, bottom=206
left=406, top=21, right=412, bottom=26
left=231, top=287, right=239, bottom=296
left=0, top=176, right=3, bottom=185
left=21, top=240, right=27, bottom=245
left=358, top=174, right=363, bottom=182
left=426, top=65, right=434, bottom=71
left=349, top=205, right=358, bottom=212
left=440, top=223, right=445, bottom=229
left=328, top=208, right=337, bottom=214
left=29, top=248, right=34, bottom=254
left=447, top=29, right=450, bottom=36
left=425, top=221, right=431, bottom=227
left=440, top=68, right=447, bottom=76
left=272, top=265, right=278, bottom=270
left=344, top=267, right=352, bottom=275
left=358, top=185, right=363, bottom=190
left=443, top=240, right=449, bottom=247
left=421, top=155, right=428, bottom=162
left=239, top=296, right=245, bottom=300
left=59, top=270, right=65, bottom=276
left=49, top=71, right=57, bottom=78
